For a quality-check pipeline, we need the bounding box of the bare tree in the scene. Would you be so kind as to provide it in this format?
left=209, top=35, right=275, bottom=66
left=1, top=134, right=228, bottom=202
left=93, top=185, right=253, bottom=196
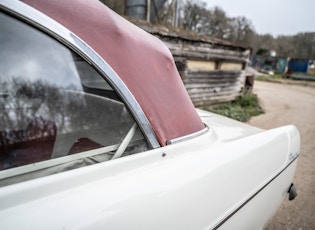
left=102, top=0, right=314, bottom=60
left=204, top=7, right=230, bottom=39
left=229, top=16, right=255, bottom=45
left=181, top=0, right=208, bottom=33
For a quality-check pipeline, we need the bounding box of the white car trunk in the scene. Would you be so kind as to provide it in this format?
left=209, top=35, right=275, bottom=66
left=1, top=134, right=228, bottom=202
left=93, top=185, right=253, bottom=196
left=0, top=110, right=300, bottom=229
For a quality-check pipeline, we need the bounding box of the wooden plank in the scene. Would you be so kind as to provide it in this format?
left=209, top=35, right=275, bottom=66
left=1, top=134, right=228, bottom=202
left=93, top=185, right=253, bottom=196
left=221, top=62, right=243, bottom=71
left=184, top=81, right=243, bottom=89
left=184, top=70, right=243, bottom=76
left=186, top=60, right=216, bottom=71
left=188, top=89, right=243, bottom=96
left=180, top=68, right=246, bottom=106
left=171, top=50, right=248, bottom=63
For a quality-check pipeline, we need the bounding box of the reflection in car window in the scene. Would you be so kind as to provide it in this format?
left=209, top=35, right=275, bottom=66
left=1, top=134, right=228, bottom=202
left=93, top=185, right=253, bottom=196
left=0, top=12, right=149, bottom=185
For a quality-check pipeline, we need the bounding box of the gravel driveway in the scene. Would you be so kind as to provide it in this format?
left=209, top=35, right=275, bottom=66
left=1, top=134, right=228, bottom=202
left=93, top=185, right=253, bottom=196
left=247, top=81, right=315, bottom=229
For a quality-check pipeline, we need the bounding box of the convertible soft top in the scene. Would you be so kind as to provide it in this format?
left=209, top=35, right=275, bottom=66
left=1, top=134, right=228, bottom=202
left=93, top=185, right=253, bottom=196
left=21, top=0, right=204, bottom=146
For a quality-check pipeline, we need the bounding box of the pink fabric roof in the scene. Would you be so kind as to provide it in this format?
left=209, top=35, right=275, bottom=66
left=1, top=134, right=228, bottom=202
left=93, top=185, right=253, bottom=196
left=22, top=0, right=204, bottom=146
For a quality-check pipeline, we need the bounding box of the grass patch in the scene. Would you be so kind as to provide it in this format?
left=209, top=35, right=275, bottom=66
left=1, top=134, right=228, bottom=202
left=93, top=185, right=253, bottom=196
left=204, top=92, right=264, bottom=122
left=255, top=74, right=283, bottom=81
left=256, top=72, right=315, bottom=82
left=292, top=72, right=315, bottom=77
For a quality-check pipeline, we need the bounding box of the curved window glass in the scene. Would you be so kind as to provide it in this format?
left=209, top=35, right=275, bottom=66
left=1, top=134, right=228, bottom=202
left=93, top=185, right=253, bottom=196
left=0, top=12, right=149, bottom=185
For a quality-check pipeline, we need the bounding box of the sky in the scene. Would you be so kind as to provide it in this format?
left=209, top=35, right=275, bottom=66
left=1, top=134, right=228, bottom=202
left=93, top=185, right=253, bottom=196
left=204, top=0, right=315, bottom=37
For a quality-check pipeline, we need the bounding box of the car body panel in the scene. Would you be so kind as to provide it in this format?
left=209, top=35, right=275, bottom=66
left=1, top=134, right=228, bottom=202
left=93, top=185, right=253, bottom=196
left=0, top=114, right=299, bottom=229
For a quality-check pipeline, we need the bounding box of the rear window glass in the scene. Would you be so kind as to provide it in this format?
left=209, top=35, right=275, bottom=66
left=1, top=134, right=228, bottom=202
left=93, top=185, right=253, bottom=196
left=0, top=12, right=149, bottom=185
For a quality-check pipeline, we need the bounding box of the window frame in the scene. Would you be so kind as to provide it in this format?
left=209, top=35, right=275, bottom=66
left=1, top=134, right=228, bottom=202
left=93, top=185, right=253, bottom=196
left=0, top=0, right=160, bottom=149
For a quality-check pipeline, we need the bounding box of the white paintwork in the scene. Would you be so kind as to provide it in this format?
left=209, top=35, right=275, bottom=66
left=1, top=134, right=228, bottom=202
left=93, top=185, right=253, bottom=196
left=0, top=110, right=300, bottom=229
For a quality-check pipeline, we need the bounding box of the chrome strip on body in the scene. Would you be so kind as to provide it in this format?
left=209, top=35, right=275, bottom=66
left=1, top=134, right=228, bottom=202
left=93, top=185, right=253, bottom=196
left=211, top=154, right=300, bottom=230
left=166, top=125, right=208, bottom=145
left=0, top=0, right=160, bottom=148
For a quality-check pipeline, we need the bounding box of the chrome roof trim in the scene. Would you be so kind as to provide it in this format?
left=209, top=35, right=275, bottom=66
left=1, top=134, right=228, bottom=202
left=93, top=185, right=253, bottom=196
left=166, top=125, right=209, bottom=145
left=0, top=0, right=160, bottom=148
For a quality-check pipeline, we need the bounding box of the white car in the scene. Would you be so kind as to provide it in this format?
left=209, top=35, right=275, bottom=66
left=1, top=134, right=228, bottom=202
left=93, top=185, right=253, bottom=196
left=0, top=0, right=300, bottom=229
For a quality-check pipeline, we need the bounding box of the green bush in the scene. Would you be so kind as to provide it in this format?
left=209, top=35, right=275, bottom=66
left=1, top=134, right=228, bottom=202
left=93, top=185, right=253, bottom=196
left=205, top=92, right=264, bottom=122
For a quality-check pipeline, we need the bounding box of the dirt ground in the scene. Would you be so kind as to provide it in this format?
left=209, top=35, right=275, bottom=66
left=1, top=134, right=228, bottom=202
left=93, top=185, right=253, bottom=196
left=247, top=81, right=315, bottom=229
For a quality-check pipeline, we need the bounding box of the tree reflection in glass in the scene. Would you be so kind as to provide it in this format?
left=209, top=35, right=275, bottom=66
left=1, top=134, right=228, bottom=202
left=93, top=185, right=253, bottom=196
left=0, top=12, right=147, bottom=171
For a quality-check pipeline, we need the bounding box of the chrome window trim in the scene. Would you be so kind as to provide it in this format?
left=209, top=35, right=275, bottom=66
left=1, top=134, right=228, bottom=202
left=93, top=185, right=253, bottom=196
left=0, top=0, right=160, bottom=148
left=0, top=144, right=121, bottom=181
left=166, top=125, right=209, bottom=145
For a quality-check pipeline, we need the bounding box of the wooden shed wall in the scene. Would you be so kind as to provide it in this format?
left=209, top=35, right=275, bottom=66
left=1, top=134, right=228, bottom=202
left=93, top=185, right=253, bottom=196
left=181, top=69, right=245, bottom=107
left=131, top=21, right=249, bottom=106
left=164, top=40, right=248, bottom=106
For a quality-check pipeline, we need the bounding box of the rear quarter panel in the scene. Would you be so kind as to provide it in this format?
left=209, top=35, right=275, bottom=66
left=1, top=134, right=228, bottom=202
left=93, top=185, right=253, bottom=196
left=0, top=122, right=300, bottom=229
